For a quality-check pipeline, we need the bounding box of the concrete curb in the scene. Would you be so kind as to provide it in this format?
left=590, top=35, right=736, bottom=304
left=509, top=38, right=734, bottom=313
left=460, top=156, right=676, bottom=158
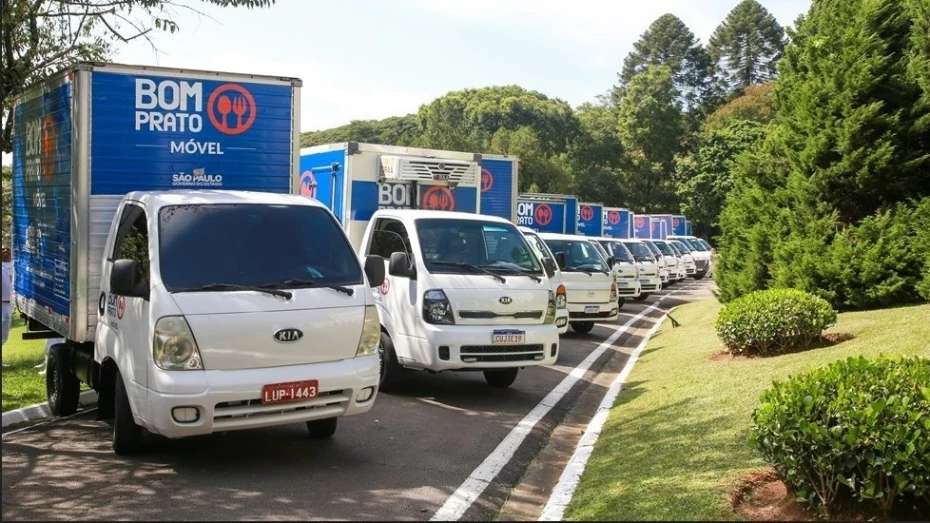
left=2, top=390, right=98, bottom=429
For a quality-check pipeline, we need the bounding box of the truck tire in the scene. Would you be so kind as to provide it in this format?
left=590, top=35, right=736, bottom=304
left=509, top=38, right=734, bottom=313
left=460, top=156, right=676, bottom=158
left=46, top=344, right=80, bottom=417
left=694, top=273, right=706, bottom=280
left=570, top=321, right=595, bottom=334
left=306, top=417, right=338, bottom=439
left=378, top=331, right=404, bottom=393
left=484, top=368, right=518, bottom=388
left=634, top=293, right=650, bottom=302
left=113, top=370, right=144, bottom=455
left=617, top=297, right=626, bottom=309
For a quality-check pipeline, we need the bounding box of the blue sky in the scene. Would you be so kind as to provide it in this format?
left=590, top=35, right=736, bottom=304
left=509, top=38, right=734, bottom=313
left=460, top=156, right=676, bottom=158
left=2, top=0, right=811, bottom=165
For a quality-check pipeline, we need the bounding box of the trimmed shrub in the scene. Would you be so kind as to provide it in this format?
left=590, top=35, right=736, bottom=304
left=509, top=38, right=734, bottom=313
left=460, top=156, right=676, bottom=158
left=715, top=288, right=837, bottom=356
left=750, top=356, right=930, bottom=516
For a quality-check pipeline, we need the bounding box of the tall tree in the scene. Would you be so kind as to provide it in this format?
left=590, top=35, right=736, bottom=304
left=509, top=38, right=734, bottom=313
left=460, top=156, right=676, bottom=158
left=1, top=0, right=276, bottom=153
left=569, top=102, right=625, bottom=205
left=708, top=0, right=786, bottom=93
left=616, top=65, right=683, bottom=213
left=615, top=14, right=712, bottom=110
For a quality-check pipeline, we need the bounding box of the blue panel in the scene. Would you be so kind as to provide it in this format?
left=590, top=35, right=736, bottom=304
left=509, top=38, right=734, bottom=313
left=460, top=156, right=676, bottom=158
left=479, top=158, right=515, bottom=221
left=564, top=197, right=578, bottom=234
left=517, top=199, right=567, bottom=233
left=90, top=71, right=293, bottom=195
left=299, top=149, right=346, bottom=223
left=685, top=220, right=693, bottom=236
left=12, top=83, right=73, bottom=318
left=634, top=215, right=651, bottom=239
left=603, top=208, right=632, bottom=239
left=672, top=215, right=687, bottom=235
left=577, top=204, right=603, bottom=236
left=350, top=181, right=478, bottom=222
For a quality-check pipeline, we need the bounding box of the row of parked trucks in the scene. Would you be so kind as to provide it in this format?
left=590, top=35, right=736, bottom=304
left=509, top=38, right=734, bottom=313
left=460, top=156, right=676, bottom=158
left=9, top=63, right=714, bottom=454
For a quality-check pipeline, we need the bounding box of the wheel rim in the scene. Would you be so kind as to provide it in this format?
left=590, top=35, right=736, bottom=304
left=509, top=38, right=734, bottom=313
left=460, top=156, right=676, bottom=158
left=48, top=362, right=59, bottom=407
left=377, top=342, right=387, bottom=381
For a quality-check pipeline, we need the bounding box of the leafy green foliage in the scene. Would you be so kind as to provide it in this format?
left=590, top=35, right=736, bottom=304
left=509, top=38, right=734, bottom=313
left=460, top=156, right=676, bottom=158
left=703, top=82, right=774, bottom=132
left=750, top=356, right=930, bottom=516
left=715, top=288, right=836, bottom=356
left=300, top=115, right=419, bottom=148
left=708, top=0, right=786, bottom=93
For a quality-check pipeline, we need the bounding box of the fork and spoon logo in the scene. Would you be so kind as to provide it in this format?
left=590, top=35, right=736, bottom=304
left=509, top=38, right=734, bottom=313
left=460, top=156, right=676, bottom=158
left=206, top=83, right=257, bottom=135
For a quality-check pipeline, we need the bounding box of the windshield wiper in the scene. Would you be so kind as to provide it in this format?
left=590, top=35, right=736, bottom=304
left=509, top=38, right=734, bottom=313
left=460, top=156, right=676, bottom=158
left=432, top=261, right=506, bottom=283
left=171, top=283, right=293, bottom=299
left=566, top=265, right=609, bottom=276
left=260, top=278, right=355, bottom=296
left=478, top=264, right=543, bottom=283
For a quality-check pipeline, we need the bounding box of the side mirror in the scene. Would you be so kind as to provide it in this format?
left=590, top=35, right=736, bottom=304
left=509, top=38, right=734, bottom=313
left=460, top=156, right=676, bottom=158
left=110, top=259, right=148, bottom=299
left=542, top=257, right=557, bottom=277
left=555, top=252, right=567, bottom=270
left=364, top=255, right=385, bottom=288
left=607, top=256, right=617, bottom=267
left=389, top=252, right=415, bottom=279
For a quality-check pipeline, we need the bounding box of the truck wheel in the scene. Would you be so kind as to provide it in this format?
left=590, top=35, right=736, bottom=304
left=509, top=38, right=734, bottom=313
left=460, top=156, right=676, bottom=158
left=306, top=417, right=338, bottom=439
left=570, top=321, right=595, bottom=334
left=378, top=331, right=403, bottom=393
left=483, top=368, right=518, bottom=388
left=113, top=370, right=144, bottom=455
left=694, top=274, right=706, bottom=280
left=46, top=343, right=80, bottom=417
left=617, top=297, right=626, bottom=309
left=634, top=293, right=649, bottom=302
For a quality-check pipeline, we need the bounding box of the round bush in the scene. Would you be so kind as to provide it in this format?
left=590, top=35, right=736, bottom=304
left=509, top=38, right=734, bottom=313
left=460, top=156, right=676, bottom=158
left=715, top=288, right=837, bottom=356
left=750, top=356, right=930, bottom=515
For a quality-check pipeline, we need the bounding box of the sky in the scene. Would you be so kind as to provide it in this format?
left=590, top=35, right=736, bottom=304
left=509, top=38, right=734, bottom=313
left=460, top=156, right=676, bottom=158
left=3, top=0, right=812, bottom=165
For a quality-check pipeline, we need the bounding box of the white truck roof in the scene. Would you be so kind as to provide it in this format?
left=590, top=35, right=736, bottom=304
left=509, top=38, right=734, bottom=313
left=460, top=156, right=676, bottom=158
left=537, top=232, right=600, bottom=242
left=370, top=209, right=515, bottom=224
left=123, top=190, right=325, bottom=209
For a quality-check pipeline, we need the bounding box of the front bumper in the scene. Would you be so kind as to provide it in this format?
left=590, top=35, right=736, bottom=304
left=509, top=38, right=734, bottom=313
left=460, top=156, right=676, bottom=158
left=136, top=355, right=380, bottom=439
left=567, top=301, right=620, bottom=322
left=639, top=276, right=662, bottom=292
left=615, top=278, right=641, bottom=297
left=398, top=323, right=560, bottom=371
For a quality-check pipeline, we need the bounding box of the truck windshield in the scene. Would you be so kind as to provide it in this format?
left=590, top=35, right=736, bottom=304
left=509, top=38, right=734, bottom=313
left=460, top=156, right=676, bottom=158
left=653, top=241, right=677, bottom=257
left=159, top=204, right=362, bottom=291
left=598, top=241, right=634, bottom=263
left=544, top=239, right=610, bottom=273
left=524, top=232, right=557, bottom=267
left=623, top=242, right=655, bottom=262
left=416, top=219, right=543, bottom=276
left=672, top=240, right=693, bottom=254
left=642, top=241, right=662, bottom=259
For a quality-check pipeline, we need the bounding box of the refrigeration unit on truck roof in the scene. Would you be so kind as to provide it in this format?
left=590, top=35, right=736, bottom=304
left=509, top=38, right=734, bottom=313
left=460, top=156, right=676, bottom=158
left=517, top=193, right=578, bottom=234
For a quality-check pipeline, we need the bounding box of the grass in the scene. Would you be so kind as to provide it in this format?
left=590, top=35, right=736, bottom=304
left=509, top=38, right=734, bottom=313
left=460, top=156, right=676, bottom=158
left=1, top=314, right=50, bottom=412
left=564, top=299, right=930, bottom=521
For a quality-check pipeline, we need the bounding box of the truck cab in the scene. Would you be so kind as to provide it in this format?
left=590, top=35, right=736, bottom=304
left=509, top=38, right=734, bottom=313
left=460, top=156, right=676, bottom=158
left=669, top=235, right=711, bottom=279
left=53, top=191, right=385, bottom=454
left=361, top=210, right=560, bottom=389
left=519, top=227, right=570, bottom=334
left=649, top=239, right=684, bottom=283
left=538, top=233, right=619, bottom=334
left=590, top=237, right=642, bottom=304
left=668, top=239, right=698, bottom=277
left=619, top=239, right=662, bottom=299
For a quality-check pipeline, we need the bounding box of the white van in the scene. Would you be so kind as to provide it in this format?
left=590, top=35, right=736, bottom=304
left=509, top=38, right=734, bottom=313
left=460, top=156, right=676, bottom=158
left=649, top=239, right=684, bottom=283
left=590, top=237, right=642, bottom=303
left=362, top=211, right=560, bottom=389
left=669, top=235, right=711, bottom=279
left=520, top=227, right=570, bottom=334
left=619, top=239, right=663, bottom=299
left=538, top=233, right=619, bottom=334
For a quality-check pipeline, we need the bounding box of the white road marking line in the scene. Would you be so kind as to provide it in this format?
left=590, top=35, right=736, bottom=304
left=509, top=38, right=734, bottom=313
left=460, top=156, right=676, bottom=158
left=430, top=288, right=685, bottom=521
left=2, top=407, right=98, bottom=439
left=538, top=308, right=672, bottom=521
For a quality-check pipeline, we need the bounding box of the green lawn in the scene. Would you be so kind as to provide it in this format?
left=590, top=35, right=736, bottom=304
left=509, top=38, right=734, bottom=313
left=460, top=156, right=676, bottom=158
left=565, top=299, right=930, bottom=521
left=1, top=314, right=50, bottom=412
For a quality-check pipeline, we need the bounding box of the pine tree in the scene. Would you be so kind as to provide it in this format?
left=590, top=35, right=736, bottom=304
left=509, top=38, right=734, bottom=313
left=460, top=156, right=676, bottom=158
left=708, top=0, right=786, bottom=93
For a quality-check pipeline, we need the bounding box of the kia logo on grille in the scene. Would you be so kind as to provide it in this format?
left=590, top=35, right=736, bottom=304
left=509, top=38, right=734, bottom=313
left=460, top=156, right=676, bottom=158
left=438, top=163, right=446, bottom=170
left=274, top=328, right=303, bottom=343
left=587, top=291, right=595, bottom=297
left=499, top=296, right=513, bottom=305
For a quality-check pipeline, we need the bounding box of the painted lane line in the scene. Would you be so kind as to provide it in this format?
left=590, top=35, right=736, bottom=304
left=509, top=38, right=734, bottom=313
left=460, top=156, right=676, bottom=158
left=2, top=390, right=98, bottom=429
left=430, top=289, right=683, bottom=521
left=2, top=407, right=99, bottom=439
left=538, top=308, right=674, bottom=521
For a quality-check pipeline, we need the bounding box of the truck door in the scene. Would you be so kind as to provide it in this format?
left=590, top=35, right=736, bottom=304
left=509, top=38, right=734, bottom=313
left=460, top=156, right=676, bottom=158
left=97, top=202, right=152, bottom=389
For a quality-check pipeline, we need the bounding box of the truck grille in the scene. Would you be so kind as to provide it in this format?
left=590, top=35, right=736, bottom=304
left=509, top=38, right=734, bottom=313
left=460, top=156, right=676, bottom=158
left=213, top=390, right=348, bottom=429
left=458, top=310, right=543, bottom=320
left=460, top=344, right=545, bottom=363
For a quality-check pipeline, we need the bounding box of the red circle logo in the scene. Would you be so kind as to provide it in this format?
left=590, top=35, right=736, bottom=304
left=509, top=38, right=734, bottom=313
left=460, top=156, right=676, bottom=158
left=481, top=169, right=494, bottom=193
left=608, top=211, right=621, bottom=225
left=207, top=83, right=257, bottom=135
left=580, top=206, right=594, bottom=222
left=635, top=216, right=645, bottom=228
left=534, top=204, right=553, bottom=227
left=116, top=296, right=125, bottom=320
left=380, top=279, right=390, bottom=295
left=41, top=115, right=57, bottom=181
left=673, top=218, right=680, bottom=227
left=422, top=186, right=455, bottom=211
left=299, top=171, right=317, bottom=198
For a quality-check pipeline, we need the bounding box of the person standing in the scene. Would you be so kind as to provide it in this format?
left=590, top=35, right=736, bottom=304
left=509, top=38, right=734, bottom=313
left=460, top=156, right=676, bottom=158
left=2, top=245, right=13, bottom=367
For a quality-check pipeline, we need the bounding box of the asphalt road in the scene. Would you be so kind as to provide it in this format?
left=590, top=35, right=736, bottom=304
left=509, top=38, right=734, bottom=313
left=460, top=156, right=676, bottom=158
left=2, top=279, right=713, bottom=521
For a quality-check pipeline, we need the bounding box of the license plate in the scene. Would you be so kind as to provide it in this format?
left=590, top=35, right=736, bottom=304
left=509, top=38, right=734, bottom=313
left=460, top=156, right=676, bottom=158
left=492, top=329, right=526, bottom=345
left=640, top=279, right=651, bottom=284
left=617, top=281, right=629, bottom=287
left=261, top=380, right=318, bottom=405
left=585, top=305, right=600, bottom=314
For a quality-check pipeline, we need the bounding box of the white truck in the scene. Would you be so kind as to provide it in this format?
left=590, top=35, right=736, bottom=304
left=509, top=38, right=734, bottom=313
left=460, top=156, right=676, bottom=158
left=668, top=235, right=712, bottom=279
left=619, top=239, right=663, bottom=299
left=590, top=237, right=642, bottom=303
left=520, top=226, right=570, bottom=334
left=538, top=233, right=619, bottom=334
left=299, top=143, right=560, bottom=389
left=11, top=63, right=387, bottom=454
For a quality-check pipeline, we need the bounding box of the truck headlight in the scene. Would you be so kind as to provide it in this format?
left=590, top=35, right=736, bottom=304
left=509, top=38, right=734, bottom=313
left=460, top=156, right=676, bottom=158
left=356, top=305, right=380, bottom=356
left=423, top=289, right=455, bottom=325
left=610, top=283, right=618, bottom=301
left=556, top=284, right=567, bottom=309
left=153, top=316, right=203, bottom=370
left=544, top=290, right=556, bottom=324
